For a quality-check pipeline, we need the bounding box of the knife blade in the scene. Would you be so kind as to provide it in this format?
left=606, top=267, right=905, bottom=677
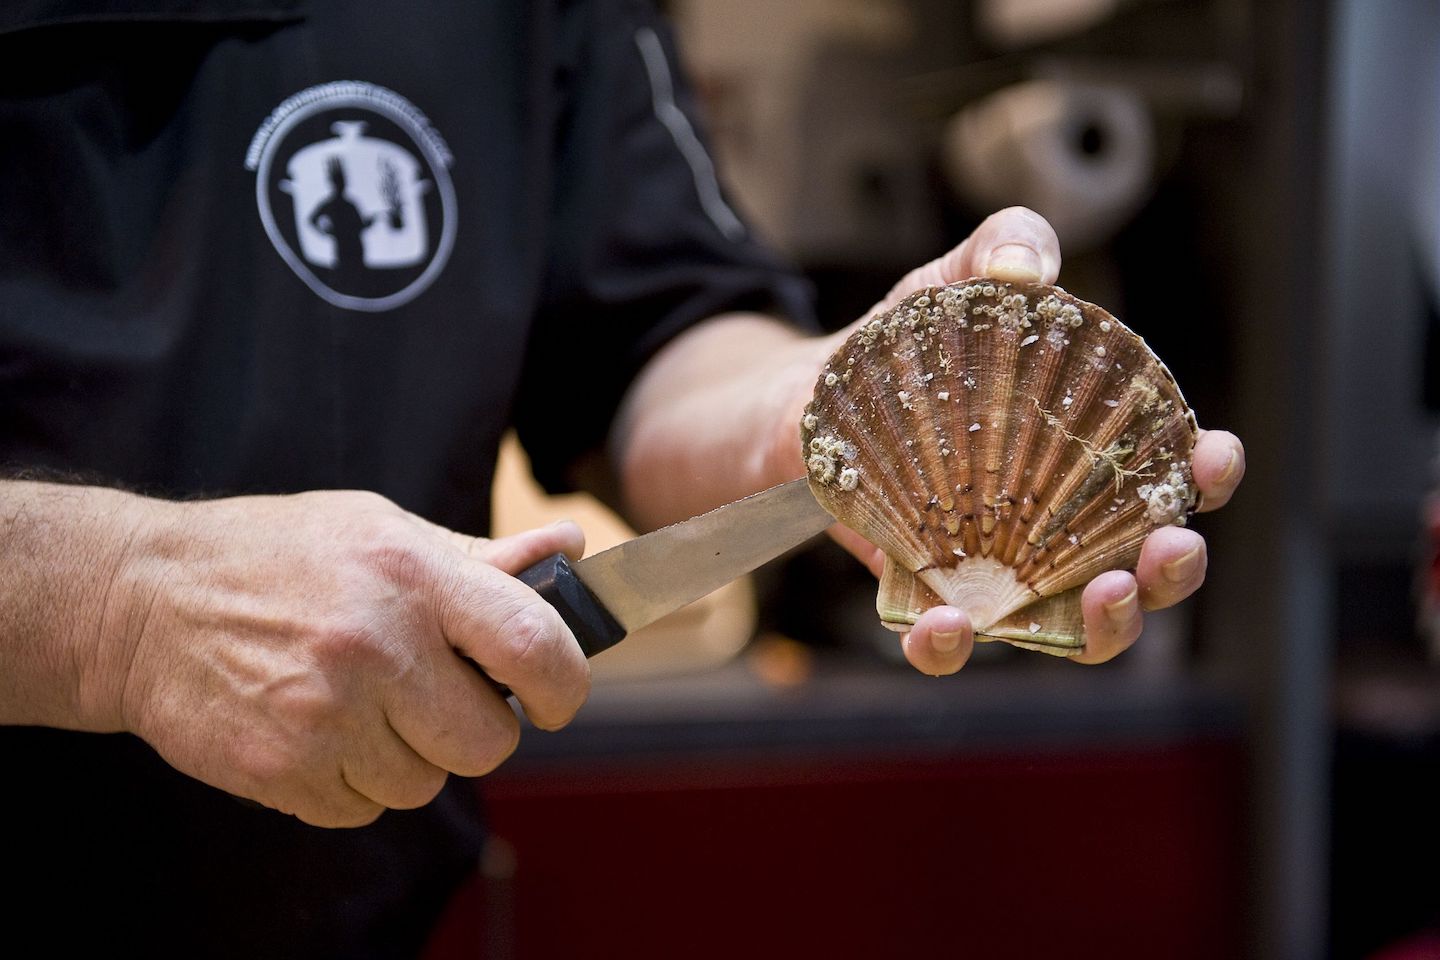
left=516, top=477, right=833, bottom=659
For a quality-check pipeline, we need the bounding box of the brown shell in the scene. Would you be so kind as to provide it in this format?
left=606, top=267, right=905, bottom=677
left=800, top=278, right=1199, bottom=655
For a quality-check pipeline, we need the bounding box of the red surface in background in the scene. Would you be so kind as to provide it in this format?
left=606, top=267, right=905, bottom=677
left=427, top=740, right=1244, bottom=959
left=1369, top=934, right=1440, bottom=960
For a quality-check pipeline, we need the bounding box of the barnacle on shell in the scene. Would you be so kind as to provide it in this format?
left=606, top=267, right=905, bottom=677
left=801, top=278, right=1199, bottom=655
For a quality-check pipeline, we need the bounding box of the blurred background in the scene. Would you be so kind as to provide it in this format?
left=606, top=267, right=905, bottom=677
left=450, top=1, right=1440, bottom=958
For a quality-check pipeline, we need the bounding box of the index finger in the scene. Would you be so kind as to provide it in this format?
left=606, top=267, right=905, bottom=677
left=437, top=563, right=590, bottom=731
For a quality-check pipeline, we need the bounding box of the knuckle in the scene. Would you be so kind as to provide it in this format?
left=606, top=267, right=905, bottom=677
left=328, top=489, right=395, bottom=514
left=302, top=493, right=429, bottom=586
left=312, top=620, right=380, bottom=668
left=309, top=799, right=385, bottom=829
left=309, top=611, right=419, bottom=681
left=389, top=764, right=449, bottom=810
left=360, top=519, right=435, bottom=589
left=495, top=602, right=563, bottom=672
left=344, top=806, right=386, bottom=828
left=531, top=672, right=591, bottom=732
left=273, top=673, right=352, bottom=731
left=463, top=713, right=521, bottom=777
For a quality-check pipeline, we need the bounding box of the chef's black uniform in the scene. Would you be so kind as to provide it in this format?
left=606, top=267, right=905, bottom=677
left=0, top=2, right=810, bottom=956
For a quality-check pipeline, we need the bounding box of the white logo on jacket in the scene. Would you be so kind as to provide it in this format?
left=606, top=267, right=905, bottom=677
left=246, top=81, right=456, bottom=313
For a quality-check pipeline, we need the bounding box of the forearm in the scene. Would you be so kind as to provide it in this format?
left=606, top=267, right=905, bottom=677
left=0, top=480, right=157, bottom=730
left=610, top=313, right=840, bottom=529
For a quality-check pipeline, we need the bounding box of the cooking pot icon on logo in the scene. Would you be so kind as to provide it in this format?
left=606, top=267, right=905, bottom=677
left=281, top=121, right=430, bottom=271
left=246, top=81, right=457, bottom=313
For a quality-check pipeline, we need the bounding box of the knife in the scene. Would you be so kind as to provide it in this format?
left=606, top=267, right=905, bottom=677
left=514, top=477, right=833, bottom=660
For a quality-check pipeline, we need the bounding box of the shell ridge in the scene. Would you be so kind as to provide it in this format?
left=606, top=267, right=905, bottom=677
left=963, top=321, right=993, bottom=555
left=1032, top=526, right=1149, bottom=595
left=869, top=342, right=942, bottom=569
left=942, top=306, right=981, bottom=558
left=994, top=299, right=1073, bottom=564
left=813, top=392, right=920, bottom=569
left=976, top=327, right=1022, bottom=556
left=1020, top=377, right=1143, bottom=554
left=897, top=331, right=959, bottom=565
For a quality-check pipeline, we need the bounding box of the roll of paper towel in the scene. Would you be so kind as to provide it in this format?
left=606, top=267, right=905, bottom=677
left=942, top=80, right=1155, bottom=252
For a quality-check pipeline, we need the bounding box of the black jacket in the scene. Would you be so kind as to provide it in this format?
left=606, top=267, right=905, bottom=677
left=0, top=2, right=809, bottom=956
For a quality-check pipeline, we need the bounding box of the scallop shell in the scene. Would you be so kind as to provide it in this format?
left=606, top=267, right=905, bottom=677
left=801, top=278, right=1199, bottom=655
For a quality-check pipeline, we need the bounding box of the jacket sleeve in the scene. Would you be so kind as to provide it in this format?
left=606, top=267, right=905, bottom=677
left=513, top=0, right=815, bottom=494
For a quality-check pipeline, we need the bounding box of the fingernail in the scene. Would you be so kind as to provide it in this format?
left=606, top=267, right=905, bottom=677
left=933, top=629, right=963, bottom=653
left=984, top=243, right=1042, bottom=281
left=1104, top=587, right=1138, bottom=625
left=1216, top=448, right=1239, bottom=484
left=1163, top=547, right=1202, bottom=583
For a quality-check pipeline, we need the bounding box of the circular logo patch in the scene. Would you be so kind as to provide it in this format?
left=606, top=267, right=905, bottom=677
left=245, top=81, right=457, bottom=313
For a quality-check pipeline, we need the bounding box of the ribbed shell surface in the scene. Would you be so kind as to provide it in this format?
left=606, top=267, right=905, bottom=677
left=801, top=279, right=1199, bottom=648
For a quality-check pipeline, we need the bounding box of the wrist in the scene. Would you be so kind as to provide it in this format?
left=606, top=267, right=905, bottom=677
left=0, top=481, right=176, bottom=731
left=81, top=491, right=183, bottom=732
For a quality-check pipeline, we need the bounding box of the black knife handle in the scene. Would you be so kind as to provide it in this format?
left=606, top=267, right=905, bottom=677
left=517, top=553, right=627, bottom=659
left=476, top=554, right=625, bottom=701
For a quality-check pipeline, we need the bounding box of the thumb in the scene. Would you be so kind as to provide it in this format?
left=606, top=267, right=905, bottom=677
left=873, top=206, right=1062, bottom=316
left=471, top=520, right=586, bottom=575
left=404, top=512, right=586, bottom=574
